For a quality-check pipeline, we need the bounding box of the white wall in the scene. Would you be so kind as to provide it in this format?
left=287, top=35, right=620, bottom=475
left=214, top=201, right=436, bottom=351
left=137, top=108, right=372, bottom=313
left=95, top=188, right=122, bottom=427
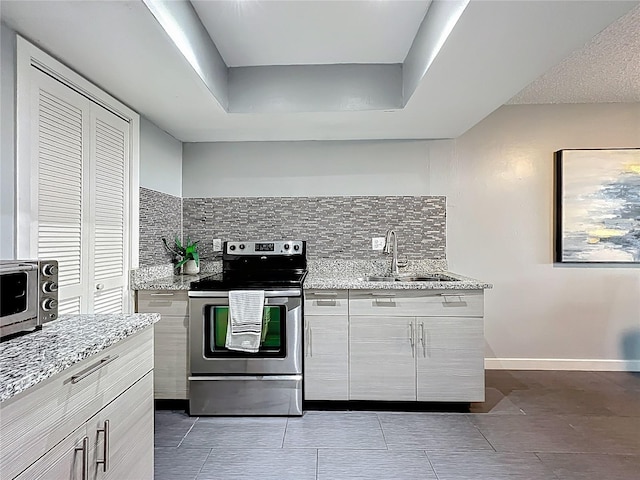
left=445, top=103, right=640, bottom=368
left=182, top=140, right=430, bottom=197
left=139, top=116, right=182, bottom=197
left=182, top=104, right=640, bottom=368
left=1, top=23, right=16, bottom=259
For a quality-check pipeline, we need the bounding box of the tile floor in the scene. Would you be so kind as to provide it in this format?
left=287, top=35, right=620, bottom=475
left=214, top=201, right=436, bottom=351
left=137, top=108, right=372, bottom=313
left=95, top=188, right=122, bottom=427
left=154, top=371, right=640, bottom=480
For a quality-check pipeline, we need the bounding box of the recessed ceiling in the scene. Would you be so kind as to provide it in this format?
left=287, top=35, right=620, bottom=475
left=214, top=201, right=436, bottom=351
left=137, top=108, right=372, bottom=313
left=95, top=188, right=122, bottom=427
left=1, top=0, right=638, bottom=143
left=192, top=0, right=432, bottom=67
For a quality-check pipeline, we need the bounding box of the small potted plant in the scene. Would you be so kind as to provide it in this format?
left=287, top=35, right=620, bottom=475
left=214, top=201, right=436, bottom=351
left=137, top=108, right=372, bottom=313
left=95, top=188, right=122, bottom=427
left=162, top=236, right=200, bottom=275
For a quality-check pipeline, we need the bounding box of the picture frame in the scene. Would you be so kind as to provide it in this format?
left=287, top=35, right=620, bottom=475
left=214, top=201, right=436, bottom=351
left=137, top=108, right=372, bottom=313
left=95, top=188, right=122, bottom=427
left=554, top=148, right=640, bottom=264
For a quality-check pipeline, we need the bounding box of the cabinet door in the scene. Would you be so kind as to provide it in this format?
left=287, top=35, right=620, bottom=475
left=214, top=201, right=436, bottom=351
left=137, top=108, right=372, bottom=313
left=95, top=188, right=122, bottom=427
left=349, top=316, right=416, bottom=401
left=154, top=315, right=189, bottom=399
left=88, top=372, right=154, bottom=480
left=15, top=424, right=88, bottom=480
left=416, top=317, right=484, bottom=402
left=304, top=315, right=349, bottom=400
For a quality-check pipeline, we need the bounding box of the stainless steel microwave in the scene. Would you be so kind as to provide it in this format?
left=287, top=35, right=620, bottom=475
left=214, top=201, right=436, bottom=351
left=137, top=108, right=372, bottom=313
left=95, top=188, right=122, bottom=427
left=0, top=260, right=59, bottom=339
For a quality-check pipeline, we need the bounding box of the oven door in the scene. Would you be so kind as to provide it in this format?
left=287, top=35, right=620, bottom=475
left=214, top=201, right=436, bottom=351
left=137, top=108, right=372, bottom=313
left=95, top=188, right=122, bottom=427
left=189, top=291, right=302, bottom=375
left=0, top=264, right=39, bottom=334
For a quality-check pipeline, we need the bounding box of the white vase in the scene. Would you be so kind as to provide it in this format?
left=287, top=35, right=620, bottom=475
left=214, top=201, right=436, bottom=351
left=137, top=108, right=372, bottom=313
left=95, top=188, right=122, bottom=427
left=183, top=259, right=200, bottom=275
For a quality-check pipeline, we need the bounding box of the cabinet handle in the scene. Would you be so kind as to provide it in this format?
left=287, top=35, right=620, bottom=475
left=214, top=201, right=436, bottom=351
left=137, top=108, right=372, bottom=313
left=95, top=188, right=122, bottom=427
left=370, top=292, right=396, bottom=297
left=97, top=419, right=110, bottom=472
left=409, top=322, right=415, bottom=357
left=310, top=292, right=338, bottom=297
left=75, top=436, right=89, bottom=480
left=420, top=322, right=426, bottom=357
left=149, top=293, right=174, bottom=296
left=309, top=326, right=313, bottom=357
left=70, top=355, right=119, bottom=384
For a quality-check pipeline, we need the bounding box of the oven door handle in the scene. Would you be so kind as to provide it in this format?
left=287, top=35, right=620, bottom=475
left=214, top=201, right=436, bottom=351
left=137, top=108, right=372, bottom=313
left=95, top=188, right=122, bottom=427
left=188, top=289, right=301, bottom=298
left=189, top=375, right=303, bottom=381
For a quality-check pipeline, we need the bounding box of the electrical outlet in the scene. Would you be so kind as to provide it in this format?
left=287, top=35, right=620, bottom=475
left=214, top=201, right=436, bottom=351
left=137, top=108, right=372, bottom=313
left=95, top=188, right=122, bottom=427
left=212, top=238, right=222, bottom=251
left=372, top=237, right=386, bottom=251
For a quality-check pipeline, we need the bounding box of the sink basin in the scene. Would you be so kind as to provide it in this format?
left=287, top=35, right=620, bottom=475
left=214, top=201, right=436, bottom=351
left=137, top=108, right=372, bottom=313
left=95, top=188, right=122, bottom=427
left=360, top=274, right=459, bottom=282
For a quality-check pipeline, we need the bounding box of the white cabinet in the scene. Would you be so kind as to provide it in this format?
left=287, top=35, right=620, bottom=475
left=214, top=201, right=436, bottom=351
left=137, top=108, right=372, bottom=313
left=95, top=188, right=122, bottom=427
left=1, top=328, right=154, bottom=480
left=137, top=290, right=189, bottom=399
left=17, top=38, right=136, bottom=315
left=303, top=290, right=349, bottom=400
left=348, top=289, right=485, bottom=403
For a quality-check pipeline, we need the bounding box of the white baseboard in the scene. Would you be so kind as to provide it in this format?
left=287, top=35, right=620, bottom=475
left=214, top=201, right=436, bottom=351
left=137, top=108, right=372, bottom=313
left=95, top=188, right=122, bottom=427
left=485, top=358, right=640, bottom=372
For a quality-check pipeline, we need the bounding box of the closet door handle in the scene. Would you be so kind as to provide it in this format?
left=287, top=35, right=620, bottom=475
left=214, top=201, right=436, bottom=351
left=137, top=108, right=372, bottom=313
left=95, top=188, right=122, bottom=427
left=97, top=420, right=110, bottom=472
left=75, top=436, right=89, bottom=480
left=96, top=283, right=104, bottom=291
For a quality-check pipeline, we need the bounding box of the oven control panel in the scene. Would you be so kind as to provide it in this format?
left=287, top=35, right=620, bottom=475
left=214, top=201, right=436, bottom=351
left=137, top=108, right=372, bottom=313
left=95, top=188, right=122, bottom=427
left=225, top=241, right=304, bottom=255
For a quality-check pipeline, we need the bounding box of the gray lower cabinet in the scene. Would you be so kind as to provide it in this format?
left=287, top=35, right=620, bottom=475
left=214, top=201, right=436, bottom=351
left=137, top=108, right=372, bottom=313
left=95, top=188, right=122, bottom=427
left=304, top=315, right=349, bottom=400
left=4, top=328, right=154, bottom=480
left=415, top=317, right=484, bottom=402
left=303, top=289, right=349, bottom=400
left=136, top=290, right=189, bottom=399
left=349, top=316, right=417, bottom=401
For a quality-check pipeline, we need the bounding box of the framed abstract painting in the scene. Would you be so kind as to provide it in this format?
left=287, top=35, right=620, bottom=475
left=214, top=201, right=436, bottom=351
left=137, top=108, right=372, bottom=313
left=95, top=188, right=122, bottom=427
left=555, top=148, right=640, bottom=263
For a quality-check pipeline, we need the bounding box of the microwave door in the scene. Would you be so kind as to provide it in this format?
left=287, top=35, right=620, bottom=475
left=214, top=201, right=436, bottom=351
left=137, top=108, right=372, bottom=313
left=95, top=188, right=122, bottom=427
left=0, top=269, right=39, bottom=327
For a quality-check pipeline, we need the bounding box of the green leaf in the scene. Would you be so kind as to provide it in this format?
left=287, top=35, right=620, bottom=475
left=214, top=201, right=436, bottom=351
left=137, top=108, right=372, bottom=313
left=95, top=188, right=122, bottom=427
left=192, top=251, right=199, bottom=267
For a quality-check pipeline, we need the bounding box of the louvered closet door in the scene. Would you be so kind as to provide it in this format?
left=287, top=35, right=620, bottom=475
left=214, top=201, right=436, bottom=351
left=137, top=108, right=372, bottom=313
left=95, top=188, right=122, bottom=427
left=88, top=106, right=130, bottom=314
left=32, top=71, right=91, bottom=314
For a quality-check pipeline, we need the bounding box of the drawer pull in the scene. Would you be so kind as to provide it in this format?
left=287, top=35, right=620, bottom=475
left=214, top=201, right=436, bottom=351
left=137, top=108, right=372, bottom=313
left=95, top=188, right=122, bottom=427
left=149, top=293, right=175, bottom=296
left=97, top=420, right=110, bottom=472
left=370, top=292, right=396, bottom=297
left=75, top=436, right=89, bottom=480
left=71, top=355, right=119, bottom=384
left=310, top=292, right=338, bottom=297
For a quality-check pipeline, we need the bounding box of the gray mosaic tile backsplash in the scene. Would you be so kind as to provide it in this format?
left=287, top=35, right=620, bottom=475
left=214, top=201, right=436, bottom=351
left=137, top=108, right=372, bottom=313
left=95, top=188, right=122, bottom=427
left=182, top=196, right=446, bottom=261
left=139, top=187, right=182, bottom=266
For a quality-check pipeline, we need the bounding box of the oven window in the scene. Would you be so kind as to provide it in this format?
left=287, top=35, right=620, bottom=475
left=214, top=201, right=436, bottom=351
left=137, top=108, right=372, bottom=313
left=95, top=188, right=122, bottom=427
left=0, top=273, right=29, bottom=317
left=204, top=305, right=286, bottom=357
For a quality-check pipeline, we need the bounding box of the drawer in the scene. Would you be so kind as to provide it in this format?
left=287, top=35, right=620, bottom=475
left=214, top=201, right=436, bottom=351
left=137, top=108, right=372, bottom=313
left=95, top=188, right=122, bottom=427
left=137, top=290, right=189, bottom=315
left=349, top=289, right=483, bottom=317
left=0, top=327, right=153, bottom=479
left=304, top=289, right=348, bottom=315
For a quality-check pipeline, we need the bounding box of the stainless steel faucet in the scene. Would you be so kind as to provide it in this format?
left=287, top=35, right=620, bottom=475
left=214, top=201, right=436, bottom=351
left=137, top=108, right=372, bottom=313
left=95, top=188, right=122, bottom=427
left=383, top=229, right=400, bottom=276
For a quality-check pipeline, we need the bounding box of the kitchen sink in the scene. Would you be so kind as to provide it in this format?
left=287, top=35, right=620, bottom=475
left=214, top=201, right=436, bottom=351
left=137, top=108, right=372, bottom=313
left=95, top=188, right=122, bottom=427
left=360, top=274, right=460, bottom=282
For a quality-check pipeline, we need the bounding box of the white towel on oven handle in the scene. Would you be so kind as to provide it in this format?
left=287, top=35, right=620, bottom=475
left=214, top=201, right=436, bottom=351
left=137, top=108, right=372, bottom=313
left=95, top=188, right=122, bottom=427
left=225, top=290, right=265, bottom=353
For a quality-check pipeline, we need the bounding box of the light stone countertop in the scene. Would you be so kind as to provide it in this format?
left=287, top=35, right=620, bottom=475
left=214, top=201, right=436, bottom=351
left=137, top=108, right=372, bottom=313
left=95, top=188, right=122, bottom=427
left=0, top=313, right=160, bottom=403
left=304, top=271, right=492, bottom=290
left=130, top=260, right=491, bottom=291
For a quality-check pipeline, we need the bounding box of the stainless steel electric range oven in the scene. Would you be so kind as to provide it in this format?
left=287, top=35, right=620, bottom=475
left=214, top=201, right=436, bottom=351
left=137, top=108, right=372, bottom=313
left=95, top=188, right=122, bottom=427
left=188, top=240, right=307, bottom=416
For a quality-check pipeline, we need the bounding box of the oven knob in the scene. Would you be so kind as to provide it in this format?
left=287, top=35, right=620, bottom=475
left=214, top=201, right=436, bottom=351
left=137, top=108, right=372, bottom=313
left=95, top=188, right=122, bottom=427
left=42, top=298, right=58, bottom=311
left=284, top=244, right=290, bottom=250
left=42, top=281, right=58, bottom=293
left=229, top=245, right=236, bottom=251
left=239, top=244, right=245, bottom=250
left=294, top=244, right=300, bottom=251
left=42, top=263, right=58, bottom=276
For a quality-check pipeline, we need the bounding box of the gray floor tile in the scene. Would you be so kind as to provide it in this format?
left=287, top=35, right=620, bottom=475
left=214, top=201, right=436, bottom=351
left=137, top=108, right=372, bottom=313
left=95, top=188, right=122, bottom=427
left=470, top=415, right=600, bottom=454
left=155, top=411, right=198, bottom=447
left=181, top=417, right=287, bottom=449
left=470, top=387, right=527, bottom=414
left=566, top=416, right=640, bottom=455
left=318, top=449, right=437, bottom=480
left=600, top=389, right=640, bottom=416
left=428, top=451, right=558, bottom=480
left=378, top=413, right=494, bottom=452
left=500, top=388, right=615, bottom=416
left=154, top=447, right=210, bottom=480
left=596, top=371, right=640, bottom=391
left=537, top=453, right=640, bottom=480
left=196, top=448, right=317, bottom=480
left=283, top=411, right=386, bottom=449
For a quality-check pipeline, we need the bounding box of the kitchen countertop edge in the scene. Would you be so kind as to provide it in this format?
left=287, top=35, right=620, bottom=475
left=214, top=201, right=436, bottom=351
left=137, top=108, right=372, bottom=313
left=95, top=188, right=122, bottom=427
left=0, top=313, right=160, bottom=403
